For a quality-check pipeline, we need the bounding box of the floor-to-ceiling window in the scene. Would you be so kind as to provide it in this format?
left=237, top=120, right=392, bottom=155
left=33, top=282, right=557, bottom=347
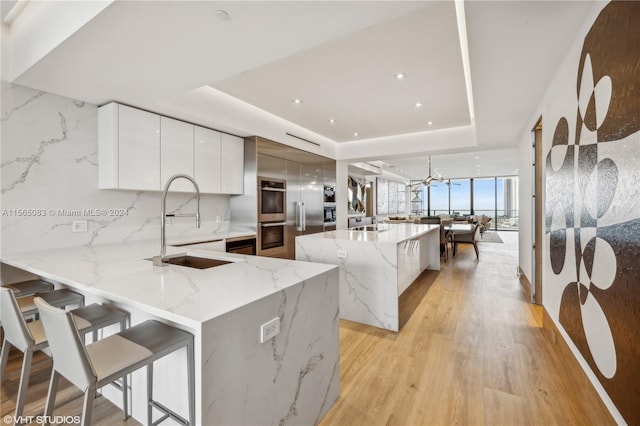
left=420, top=175, right=518, bottom=230
left=428, top=182, right=449, bottom=216
left=449, top=179, right=471, bottom=216
left=473, top=177, right=497, bottom=229
left=496, top=176, right=519, bottom=230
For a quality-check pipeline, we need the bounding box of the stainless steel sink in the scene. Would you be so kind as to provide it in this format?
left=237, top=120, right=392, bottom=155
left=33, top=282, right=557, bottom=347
left=148, top=253, right=242, bottom=269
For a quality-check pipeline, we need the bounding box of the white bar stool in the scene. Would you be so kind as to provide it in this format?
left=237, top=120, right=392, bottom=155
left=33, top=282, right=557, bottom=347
left=0, top=288, right=128, bottom=418
left=35, top=297, right=195, bottom=426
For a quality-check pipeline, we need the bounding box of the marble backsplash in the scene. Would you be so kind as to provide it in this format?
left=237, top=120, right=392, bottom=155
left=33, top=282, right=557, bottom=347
left=1, top=83, right=231, bottom=254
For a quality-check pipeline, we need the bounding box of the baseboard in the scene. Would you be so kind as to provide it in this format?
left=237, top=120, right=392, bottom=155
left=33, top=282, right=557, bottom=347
left=517, top=266, right=532, bottom=303
left=541, top=308, right=618, bottom=424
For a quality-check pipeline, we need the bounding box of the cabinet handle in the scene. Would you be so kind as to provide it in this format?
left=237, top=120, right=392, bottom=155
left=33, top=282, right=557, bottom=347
left=261, top=222, right=287, bottom=228
left=296, top=202, right=304, bottom=231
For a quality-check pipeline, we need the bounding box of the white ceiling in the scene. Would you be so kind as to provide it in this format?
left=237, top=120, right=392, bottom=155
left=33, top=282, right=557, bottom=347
left=214, top=2, right=470, bottom=142
left=1, top=0, right=599, bottom=181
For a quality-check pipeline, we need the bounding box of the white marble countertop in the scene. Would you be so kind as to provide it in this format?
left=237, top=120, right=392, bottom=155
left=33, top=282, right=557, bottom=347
left=1, top=240, right=334, bottom=328
left=167, top=231, right=256, bottom=246
left=298, top=223, right=440, bottom=244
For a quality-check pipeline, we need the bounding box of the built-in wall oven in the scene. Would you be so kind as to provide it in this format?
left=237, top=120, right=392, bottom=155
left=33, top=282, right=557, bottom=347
left=258, top=176, right=286, bottom=222
left=258, top=221, right=287, bottom=257
left=257, top=176, right=287, bottom=257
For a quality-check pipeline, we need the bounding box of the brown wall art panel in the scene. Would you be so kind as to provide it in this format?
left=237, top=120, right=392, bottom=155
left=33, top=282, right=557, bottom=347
left=545, top=1, right=640, bottom=423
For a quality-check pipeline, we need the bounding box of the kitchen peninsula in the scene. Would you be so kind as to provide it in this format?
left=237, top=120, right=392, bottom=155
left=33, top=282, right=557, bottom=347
left=1, top=241, right=339, bottom=425
left=296, top=223, right=440, bottom=332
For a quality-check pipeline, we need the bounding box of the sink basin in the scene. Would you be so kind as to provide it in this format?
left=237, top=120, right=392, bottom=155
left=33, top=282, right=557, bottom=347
left=163, top=255, right=232, bottom=269
left=148, top=253, right=242, bottom=269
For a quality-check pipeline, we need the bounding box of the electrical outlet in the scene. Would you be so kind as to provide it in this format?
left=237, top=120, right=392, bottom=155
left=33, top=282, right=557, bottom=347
left=165, top=217, right=172, bottom=225
left=260, top=317, right=280, bottom=343
left=337, top=249, right=348, bottom=259
left=72, top=220, right=88, bottom=233
left=216, top=215, right=222, bottom=223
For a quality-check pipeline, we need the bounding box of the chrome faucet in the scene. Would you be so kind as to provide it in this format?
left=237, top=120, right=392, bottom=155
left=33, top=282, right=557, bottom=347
left=153, top=174, right=201, bottom=266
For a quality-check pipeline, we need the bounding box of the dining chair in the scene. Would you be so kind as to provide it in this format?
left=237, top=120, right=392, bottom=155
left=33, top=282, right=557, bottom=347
left=451, top=223, right=481, bottom=260
left=420, top=218, right=449, bottom=261
left=34, top=297, right=195, bottom=426
left=0, top=288, right=128, bottom=419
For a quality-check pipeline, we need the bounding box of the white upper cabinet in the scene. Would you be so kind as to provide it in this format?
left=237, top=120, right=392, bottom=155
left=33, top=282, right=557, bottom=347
left=161, top=117, right=194, bottom=192
left=99, top=103, right=161, bottom=190
left=99, top=103, right=244, bottom=194
left=194, top=126, right=222, bottom=193
left=220, top=133, right=244, bottom=195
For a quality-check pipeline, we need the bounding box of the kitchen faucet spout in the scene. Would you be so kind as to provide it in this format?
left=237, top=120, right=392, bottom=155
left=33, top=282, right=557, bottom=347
left=153, top=174, right=201, bottom=266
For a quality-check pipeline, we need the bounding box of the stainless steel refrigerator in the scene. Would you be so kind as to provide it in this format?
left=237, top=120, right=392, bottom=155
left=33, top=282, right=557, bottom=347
left=286, top=161, right=325, bottom=259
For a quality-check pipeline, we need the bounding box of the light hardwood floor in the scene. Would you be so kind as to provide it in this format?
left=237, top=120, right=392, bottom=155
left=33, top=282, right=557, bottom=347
left=2, top=232, right=614, bottom=425
left=320, top=231, right=614, bottom=425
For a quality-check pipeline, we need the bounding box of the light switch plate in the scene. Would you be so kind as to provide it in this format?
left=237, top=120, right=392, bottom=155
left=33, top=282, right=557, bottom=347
left=337, top=249, right=348, bottom=259
left=260, top=317, right=280, bottom=343
left=72, top=220, right=88, bottom=233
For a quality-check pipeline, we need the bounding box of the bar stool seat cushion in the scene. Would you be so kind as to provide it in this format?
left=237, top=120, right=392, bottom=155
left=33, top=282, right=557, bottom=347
left=86, top=336, right=153, bottom=381
left=72, top=304, right=127, bottom=331
left=2, top=280, right=54, bottom=298
left=18, top=289, right=84, bottom=316
left=118, top=320, right=192, bottom=355
left=26, top=321, right=47, bottom=346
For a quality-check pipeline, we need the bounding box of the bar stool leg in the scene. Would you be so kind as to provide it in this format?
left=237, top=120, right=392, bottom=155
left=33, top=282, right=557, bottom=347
left=147, top=363, right=154, bottom=425
left=187, top=339, right=195, bottom=426
left=43, top=370, right=60, bottom=426
left=122, top=373, right=128, bottom=420
left=0, top=340, right=11, bottom=382
left=15, top=348, right=34, bottom=417
left=120, top=316, right=129, bottom=420
left=81, top=386, right=96, bottom=426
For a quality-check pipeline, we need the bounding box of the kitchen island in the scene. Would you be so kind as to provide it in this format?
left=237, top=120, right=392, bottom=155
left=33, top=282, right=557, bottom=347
left=1, top=241, right=339, bottom=425
left=296, top=223, right=440, bottom=332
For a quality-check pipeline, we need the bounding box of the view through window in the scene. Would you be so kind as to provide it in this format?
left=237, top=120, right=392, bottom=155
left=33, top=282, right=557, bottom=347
left=422, top=176, right=518, bottom=230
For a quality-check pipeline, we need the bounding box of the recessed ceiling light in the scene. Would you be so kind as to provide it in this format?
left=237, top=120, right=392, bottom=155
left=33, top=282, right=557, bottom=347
left=427, top=121, right=433, bottom=126
left=415, top=102, right=423, bottom=108
left=215, top=10, right=230, bottom=21
left=475, top=156, right=480, bottom=159
left=329, top=119, right=336, bottom=124
left=293, top=99, right=302, bottom=104
left=395, top=73, right=407, bottom=80
left=353, top=132, right=359, bottom=137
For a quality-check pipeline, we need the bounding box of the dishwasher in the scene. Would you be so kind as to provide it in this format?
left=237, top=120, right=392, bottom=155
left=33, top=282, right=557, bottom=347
left=225, top=236, right=256, bottom=255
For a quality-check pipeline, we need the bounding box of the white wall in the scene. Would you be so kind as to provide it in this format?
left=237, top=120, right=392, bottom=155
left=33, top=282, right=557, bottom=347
left=1, top=83, right=231, bottom=254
